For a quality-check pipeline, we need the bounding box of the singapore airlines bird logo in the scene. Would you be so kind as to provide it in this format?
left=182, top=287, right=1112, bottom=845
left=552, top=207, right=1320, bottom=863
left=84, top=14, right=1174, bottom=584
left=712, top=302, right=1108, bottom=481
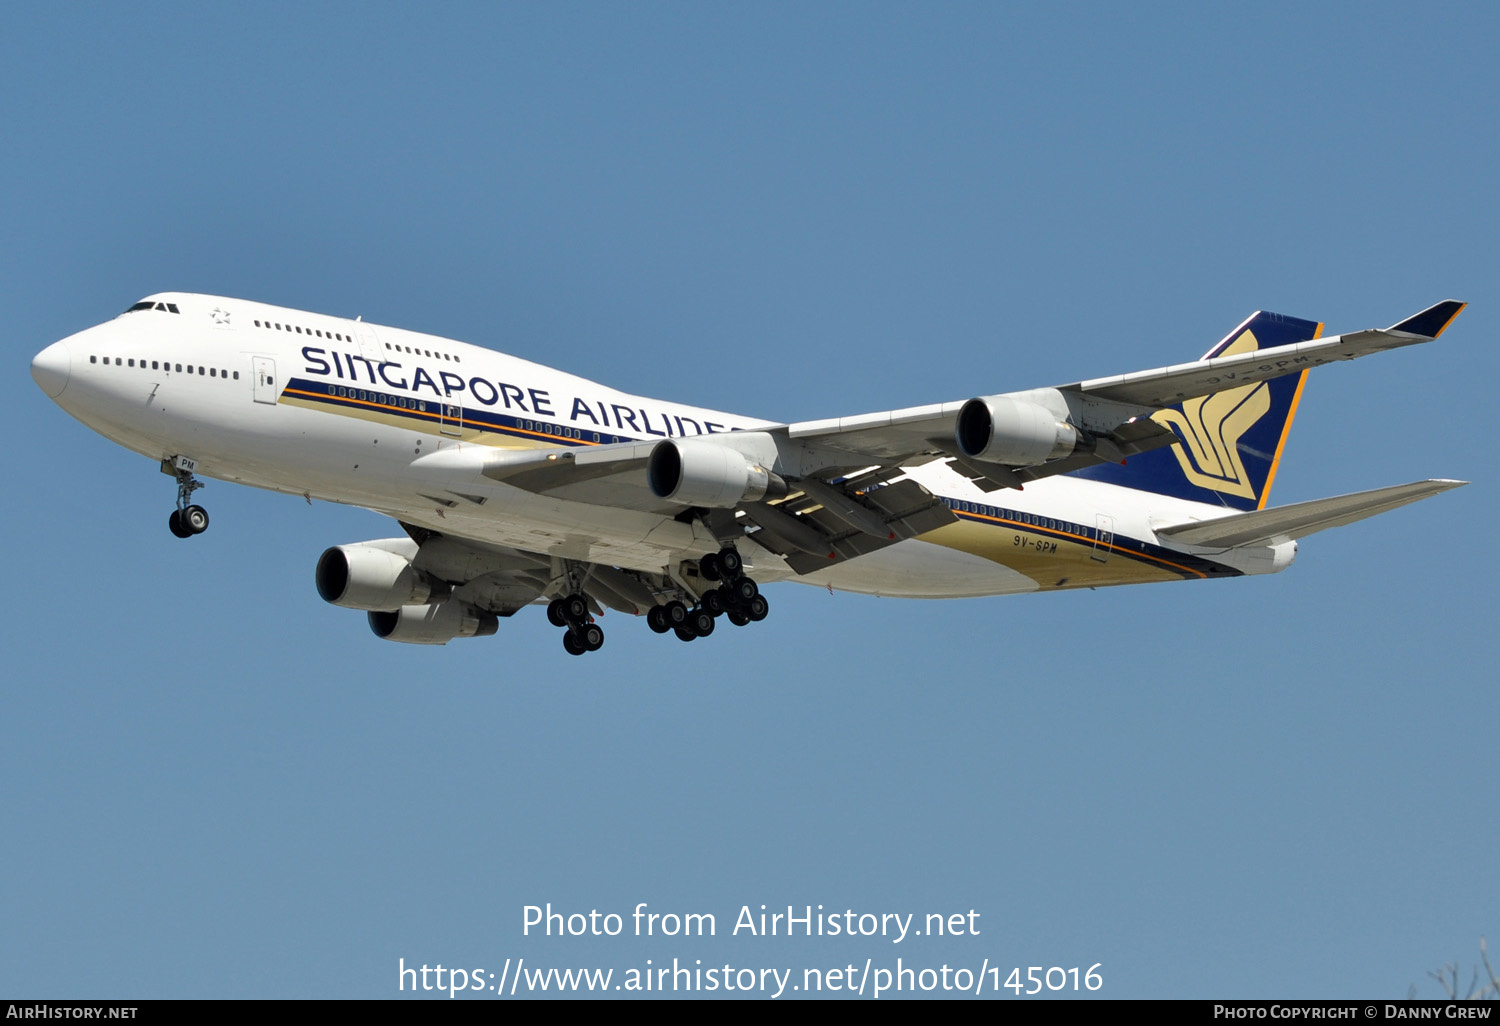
left=1152, top=329, right=1270, bottom=500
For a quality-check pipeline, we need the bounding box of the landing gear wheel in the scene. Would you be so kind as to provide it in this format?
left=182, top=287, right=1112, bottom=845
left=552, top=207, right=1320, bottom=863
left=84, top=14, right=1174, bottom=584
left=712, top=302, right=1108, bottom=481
left=700, top=552, right=722, bottom=581
left=166, top=460, right=207, bottom=537
left=647, top=606, right=670, bottom=633
left=689, top=609, right=715, bottom=637
left=727, top=609, right=750, bottom=627
left=181, top=505, right=210, bottom=534
left=701, top=588, right=725, bottom=616
left=745, top=595, right=769, bottom=621
left=717, top=548, right=743, bottom=577
left=663, top=600, right=689, bottom=627
left=547, top=599, right=569, bottom=628
left=562, top=594, right=589, bottom=623
left=674, top=625, right=697, bottom=642
left=731, top=576, right=759, bottom=603
left=563, top=632, right=586, bottom=655
left=577, top=623, right=604, bottom=651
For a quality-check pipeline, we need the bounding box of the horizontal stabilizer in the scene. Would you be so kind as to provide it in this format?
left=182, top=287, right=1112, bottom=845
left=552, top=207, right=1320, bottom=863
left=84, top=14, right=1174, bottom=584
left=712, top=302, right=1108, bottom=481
left=1155, top=479, right=1466, bottom=548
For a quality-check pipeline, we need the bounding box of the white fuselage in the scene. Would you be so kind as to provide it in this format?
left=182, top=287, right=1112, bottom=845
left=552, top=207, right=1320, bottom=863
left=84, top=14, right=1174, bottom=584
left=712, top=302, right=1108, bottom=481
left=32, top=293, right=1293, bottom=598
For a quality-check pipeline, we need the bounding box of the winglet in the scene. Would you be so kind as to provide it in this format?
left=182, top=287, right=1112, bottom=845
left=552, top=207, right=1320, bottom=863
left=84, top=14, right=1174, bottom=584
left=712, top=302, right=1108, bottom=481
left=1388, top=300, right=1466, bottom=338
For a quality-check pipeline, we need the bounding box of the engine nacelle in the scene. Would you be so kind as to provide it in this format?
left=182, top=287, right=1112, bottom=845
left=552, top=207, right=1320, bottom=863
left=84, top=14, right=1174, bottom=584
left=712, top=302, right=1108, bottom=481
left=315, top=543, right=446, bottom=611
left=955, top=395, right=1081, bottom=466
left=647, top=438, right=787, bottom=508
left=367, top=602, right=499, bottom=645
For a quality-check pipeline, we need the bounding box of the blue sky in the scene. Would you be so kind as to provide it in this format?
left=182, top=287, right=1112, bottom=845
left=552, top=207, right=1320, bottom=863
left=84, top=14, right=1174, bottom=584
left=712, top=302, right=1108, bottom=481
left=3, top=2, right=1496, bottom=999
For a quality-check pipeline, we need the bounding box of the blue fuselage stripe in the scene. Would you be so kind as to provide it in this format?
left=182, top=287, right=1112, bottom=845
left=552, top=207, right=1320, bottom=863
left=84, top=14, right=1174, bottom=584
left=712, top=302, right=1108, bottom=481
left=285, top=377, right=1243, bottom=578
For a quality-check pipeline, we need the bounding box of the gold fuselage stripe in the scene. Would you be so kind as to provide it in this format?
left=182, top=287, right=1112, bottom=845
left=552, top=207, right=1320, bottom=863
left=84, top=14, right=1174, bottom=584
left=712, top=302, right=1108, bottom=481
left=952, top=507, right=1208, bottom=579
left=281, top=386, right=604, bottom=447
left=286, top=383, right=1219, bottom=582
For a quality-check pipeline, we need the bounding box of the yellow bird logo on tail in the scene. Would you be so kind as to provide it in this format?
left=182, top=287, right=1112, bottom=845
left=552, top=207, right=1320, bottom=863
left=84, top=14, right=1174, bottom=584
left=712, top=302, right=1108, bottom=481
left=1152, top=329, right=1271, bottom=501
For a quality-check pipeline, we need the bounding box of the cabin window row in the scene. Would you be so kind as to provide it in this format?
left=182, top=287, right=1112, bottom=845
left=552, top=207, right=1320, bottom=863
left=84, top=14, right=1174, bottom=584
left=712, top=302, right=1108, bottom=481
left=90, top=355, right=238, bottom=379
left=326, top=384, right=429, bottom=411
left=946, top=498, right=1086, bottom=537
left=254, top=319, right=354, bottom=343
left=514, top=419, right=600, bottom=441
left=383, top=341, right=460, bottom=363
left=251, top=318, right=462, bottom=365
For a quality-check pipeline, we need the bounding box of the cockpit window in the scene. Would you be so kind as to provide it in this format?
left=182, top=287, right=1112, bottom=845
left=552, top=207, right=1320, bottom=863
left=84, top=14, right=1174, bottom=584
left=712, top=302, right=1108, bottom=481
left=124, top=300, right=181, bottom=314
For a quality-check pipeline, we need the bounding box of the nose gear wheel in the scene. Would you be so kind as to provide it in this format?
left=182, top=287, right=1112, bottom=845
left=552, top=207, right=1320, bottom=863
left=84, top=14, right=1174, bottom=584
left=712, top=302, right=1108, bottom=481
left=163, top=458, right=208, bottom=539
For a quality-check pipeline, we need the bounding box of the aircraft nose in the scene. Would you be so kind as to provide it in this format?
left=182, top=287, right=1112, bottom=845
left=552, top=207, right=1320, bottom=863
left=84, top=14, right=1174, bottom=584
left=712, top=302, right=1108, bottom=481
left=31, top=339, right=72, bottom=398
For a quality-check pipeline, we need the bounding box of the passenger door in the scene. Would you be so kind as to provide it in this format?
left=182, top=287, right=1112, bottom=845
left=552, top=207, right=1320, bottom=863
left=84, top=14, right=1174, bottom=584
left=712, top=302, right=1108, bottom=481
left=355, top=324, right=388, bottom=366
left=440, top=400, right=463, bottom=437
left=1091, top=514, right=1114, bottom=562
left=252, top=356, right=278, bottom=405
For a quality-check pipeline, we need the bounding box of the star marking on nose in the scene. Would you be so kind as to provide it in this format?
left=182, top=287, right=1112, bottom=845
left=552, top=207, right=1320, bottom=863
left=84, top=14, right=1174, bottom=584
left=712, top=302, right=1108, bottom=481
left=210, top=307, right=231, bottom=325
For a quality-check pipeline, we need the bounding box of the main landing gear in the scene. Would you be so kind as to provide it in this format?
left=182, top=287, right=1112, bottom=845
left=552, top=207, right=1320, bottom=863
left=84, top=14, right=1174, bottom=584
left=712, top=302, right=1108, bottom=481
left=163, top=457, right=209, bottom=539
left=549, top=593, right=604, bottom=656
left=647, top=547, right=769, bottom=643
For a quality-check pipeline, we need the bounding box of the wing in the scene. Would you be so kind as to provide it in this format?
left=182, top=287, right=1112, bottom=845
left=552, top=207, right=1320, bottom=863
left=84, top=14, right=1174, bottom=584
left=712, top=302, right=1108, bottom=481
left=786, top=300, right=1465, bottom=480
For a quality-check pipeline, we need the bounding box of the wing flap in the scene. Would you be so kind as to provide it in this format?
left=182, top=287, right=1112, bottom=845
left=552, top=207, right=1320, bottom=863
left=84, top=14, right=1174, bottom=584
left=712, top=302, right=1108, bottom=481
left=775, top=477, right=957, bottom=574
left=1155, top=479, right=1466, bottom=548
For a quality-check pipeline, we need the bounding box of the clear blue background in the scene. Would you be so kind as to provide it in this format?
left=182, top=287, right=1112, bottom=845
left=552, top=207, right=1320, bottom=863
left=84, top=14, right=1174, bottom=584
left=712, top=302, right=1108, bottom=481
left=2, top=2, right=1494, bottom=1000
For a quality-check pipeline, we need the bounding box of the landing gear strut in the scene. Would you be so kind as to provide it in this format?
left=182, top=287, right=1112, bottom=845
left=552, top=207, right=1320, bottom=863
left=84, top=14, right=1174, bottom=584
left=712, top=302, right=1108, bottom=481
left=546, top=560, right=605, bottom=655
left=163, top=456, right=208, bottom=539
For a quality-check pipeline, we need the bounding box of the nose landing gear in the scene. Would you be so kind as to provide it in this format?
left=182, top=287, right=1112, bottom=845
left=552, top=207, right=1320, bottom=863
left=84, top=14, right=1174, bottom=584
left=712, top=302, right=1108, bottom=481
left=162, top=456, right=209, bottom=538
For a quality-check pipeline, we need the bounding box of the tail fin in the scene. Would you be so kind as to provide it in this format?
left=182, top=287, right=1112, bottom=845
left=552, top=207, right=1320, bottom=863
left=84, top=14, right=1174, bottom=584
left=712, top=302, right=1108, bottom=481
left=1075, top=311, right=1322, bottom=510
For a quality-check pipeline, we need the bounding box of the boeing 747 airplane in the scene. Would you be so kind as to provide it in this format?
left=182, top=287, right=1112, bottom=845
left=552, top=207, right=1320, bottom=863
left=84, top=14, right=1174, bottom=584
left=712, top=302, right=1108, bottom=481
left=30, top=295, right=1466, bottom=654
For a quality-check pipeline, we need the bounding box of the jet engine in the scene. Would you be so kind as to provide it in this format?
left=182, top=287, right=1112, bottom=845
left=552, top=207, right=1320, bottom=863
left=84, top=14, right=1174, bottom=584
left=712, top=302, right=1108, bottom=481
left=367, top=602, right=499, bottom=645
left=955, top=394, right=1081, bottom=466
left=315, top=543, right=448, bottom=611
left=647, top=438, right=787, bottom=508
